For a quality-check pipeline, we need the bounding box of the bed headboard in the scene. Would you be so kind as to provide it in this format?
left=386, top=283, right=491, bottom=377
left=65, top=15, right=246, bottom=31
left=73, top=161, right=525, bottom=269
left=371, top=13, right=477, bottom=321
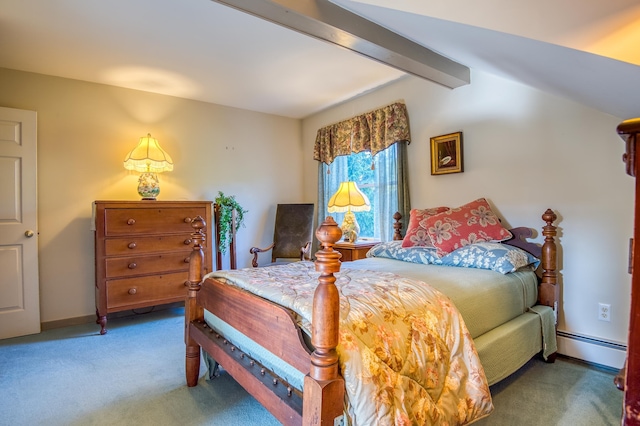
left=391, top=210, right=555, bottom=260
left=503, top=227, right=541, bottom=258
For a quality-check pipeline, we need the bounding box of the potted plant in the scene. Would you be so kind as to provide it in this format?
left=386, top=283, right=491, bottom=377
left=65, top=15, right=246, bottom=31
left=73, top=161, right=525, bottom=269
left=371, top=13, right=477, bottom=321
left=215, top=191, right=247, bottom=254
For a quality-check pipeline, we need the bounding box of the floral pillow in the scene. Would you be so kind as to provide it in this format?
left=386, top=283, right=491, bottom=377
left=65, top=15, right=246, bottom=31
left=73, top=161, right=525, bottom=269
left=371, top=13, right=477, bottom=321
left=425, top=198, right=513, bottom=256
left=438, top=242, right=540, bottom=274
left=401, top=207, right=449, bottom=248
left=366, top=241, right=440, bottom=265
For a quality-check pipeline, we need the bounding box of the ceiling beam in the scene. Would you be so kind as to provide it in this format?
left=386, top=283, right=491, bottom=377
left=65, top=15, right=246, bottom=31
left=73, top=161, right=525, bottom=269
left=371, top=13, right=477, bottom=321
left=211, top=0, right=470, bottom=89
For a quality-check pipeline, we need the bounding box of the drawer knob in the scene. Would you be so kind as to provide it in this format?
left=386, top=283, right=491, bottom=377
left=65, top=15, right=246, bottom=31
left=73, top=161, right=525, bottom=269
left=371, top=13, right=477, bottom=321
left=128, top=242, right=137, bottom=249
left=184, top=217, right=193, bottom=224
left=184, top=280, right=190, bottom=287
left=128, top=288, right=137, bottom=295
left=128, top=262, right=137, bottom=269
left=184, top=238, right=193, bottom=245
left=127, top=218, right=136, bottom=225
left=184, top=257, right=190, bottom=263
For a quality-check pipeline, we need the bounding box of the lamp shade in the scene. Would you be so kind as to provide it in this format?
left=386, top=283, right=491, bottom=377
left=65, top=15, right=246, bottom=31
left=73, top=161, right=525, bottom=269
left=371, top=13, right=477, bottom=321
left=327, top=181, right=371, bottom=213
left=123, top=133, right=174, bottom=173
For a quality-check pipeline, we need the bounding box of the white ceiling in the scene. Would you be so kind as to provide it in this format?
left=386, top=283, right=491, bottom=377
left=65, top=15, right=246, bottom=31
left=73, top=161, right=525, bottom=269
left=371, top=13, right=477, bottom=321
left=1, top=0, right=639, bottom=119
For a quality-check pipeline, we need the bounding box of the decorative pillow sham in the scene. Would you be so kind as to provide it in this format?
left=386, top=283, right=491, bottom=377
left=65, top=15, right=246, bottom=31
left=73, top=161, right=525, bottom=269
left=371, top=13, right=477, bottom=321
left=425, top=198, right=513, bottom=256
left=401, top=207, right=449, bottom=248
left=366, top=240, right=440, bottom=265
left=438, top=242, right=540, bottom=274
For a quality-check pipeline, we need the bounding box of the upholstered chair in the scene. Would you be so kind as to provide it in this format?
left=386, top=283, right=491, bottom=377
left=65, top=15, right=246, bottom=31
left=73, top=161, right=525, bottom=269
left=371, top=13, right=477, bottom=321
left=249, top=203, right=315, bottom=267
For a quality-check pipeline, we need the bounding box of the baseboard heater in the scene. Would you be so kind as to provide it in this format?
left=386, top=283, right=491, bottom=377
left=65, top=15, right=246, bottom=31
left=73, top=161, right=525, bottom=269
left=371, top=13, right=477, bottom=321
left=556, top=330, right=626, bottom=370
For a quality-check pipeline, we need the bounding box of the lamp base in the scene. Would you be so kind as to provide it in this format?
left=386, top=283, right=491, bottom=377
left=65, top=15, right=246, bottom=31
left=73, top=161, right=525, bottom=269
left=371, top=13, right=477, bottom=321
left=341, top=210, right=360, bottom=243
left=138, top=172, right=160, bottom=200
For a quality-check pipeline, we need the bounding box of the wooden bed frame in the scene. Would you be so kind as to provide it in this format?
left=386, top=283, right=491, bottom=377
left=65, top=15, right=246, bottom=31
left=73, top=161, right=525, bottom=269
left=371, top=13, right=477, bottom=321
left=184, top=209, right=558, bottom=425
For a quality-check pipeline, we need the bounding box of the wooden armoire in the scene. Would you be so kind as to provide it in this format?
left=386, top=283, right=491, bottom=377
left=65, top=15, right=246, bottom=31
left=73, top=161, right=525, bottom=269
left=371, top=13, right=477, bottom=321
left=617, top=118, right=640, bottom=424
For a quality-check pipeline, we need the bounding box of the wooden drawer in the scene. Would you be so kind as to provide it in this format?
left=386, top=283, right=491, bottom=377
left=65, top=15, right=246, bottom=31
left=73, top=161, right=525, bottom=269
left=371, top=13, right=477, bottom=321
left=104, top=207, right=206, bottom=236
left=335, top=241, right=378, bottom=262
left=106, top=272, right=188, bottom=310
left=104, top=234, right=198, bottom=256
left=105, top=252, right=191, bottom=278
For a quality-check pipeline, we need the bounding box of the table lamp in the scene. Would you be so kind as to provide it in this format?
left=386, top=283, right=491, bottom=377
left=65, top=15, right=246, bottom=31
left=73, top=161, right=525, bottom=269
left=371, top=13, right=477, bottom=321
left=327, top=181, right=370, bottom=243
left=123, top=133, right=173, bottom=200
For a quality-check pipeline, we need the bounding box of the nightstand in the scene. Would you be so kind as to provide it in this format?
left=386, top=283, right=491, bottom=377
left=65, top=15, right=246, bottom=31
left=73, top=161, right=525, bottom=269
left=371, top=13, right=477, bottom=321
left=334, top=240, right=379, bottom=262
left=93, top=200, right=212, bottom=334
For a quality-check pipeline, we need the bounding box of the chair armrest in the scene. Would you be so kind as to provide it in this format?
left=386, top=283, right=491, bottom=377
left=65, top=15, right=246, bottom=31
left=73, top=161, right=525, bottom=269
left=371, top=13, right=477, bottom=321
left=249, top=243, right=275, bottom=267
left=300, top=241, right=312, bottom=261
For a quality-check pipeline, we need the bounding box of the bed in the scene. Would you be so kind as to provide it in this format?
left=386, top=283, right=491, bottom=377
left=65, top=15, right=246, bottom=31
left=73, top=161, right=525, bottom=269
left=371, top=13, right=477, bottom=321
left=184, top=203, right=559, bottom=425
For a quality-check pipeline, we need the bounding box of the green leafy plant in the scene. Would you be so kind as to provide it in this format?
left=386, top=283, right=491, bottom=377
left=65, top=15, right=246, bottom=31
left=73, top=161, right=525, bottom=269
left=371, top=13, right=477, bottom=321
left=215, top=191, right=247, bottom=254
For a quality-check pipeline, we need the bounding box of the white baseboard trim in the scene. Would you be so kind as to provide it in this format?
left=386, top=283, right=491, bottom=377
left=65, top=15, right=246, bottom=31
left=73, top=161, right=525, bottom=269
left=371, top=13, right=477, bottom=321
left=557, top=331, right=626, bottom=370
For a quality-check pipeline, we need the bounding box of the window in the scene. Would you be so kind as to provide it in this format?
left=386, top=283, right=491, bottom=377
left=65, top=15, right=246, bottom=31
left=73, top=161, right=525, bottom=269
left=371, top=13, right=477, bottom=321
left=313, top=102, right=411, bottom=243
left=318, top=143, right=405, bottom=241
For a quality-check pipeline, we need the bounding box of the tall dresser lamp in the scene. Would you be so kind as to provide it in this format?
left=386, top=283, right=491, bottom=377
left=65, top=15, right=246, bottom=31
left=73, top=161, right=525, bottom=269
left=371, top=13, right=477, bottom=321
left=327, top=181, right=370, bottom=243
left=123, top=133, right=173, bottom=200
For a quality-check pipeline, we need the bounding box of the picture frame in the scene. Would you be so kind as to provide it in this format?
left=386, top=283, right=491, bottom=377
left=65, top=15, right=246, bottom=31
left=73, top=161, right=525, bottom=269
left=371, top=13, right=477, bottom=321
left=430, top=131, right=463, bottom=175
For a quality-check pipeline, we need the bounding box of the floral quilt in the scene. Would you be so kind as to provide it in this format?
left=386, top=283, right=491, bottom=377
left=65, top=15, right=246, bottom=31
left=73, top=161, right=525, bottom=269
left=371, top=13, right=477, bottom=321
left=208, top=261, right=493, bottom=425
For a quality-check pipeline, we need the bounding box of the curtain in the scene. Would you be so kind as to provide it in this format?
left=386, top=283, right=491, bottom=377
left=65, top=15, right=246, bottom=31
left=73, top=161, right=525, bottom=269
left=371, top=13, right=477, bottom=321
left=313, top=101, right=411, bottom=165
left=396, top=140, right=411, bottom=237
left=371, top=141, right=411, bottom=240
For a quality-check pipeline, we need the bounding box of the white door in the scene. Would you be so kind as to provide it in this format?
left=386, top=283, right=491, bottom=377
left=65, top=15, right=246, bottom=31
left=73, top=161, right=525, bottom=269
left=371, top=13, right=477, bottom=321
left=0, top=106, right=39, bottom=339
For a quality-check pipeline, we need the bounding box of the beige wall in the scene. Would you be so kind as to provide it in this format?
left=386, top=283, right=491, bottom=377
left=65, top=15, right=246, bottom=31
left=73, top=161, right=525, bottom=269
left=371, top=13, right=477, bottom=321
left=2, top=66, right=632, bottom=366
left=302, top=70, right=632, bottom=362
left=0, top=68, right=306, bottom=323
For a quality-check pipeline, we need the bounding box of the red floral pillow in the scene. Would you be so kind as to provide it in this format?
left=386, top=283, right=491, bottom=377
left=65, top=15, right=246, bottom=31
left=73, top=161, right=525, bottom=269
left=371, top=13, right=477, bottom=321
left=424, top=198, right=512, bottom=256
left=402, top=207, right=449, bottom=248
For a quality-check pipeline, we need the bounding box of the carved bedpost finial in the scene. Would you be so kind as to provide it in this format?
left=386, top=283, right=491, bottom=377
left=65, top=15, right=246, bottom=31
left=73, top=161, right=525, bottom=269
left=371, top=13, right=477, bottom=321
left=315, top=216, right=343, bottom=253
left=393, top=211, right=403, bottom=241
left=542, top=209, right=557, bottom=229
left=188, top=216, right=206, bottom=290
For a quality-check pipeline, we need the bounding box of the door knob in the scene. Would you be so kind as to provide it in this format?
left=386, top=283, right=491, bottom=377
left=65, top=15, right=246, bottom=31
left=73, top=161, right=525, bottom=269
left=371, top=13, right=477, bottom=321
left=25, top=230, right=35, bottom=238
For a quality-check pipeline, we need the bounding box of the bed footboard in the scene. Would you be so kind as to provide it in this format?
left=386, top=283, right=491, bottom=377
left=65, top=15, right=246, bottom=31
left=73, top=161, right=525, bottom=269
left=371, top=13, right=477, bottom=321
left=185, top=216, right=346, bottom=426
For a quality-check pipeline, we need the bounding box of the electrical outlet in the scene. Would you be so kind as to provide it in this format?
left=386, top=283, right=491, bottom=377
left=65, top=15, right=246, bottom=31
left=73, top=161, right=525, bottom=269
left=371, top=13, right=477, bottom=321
left=598, top=303, right=611, bottom=322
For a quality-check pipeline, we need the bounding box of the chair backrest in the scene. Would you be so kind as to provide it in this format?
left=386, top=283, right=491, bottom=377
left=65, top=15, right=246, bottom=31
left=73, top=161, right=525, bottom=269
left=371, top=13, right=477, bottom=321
left=271, top=203, right=315, bottom=262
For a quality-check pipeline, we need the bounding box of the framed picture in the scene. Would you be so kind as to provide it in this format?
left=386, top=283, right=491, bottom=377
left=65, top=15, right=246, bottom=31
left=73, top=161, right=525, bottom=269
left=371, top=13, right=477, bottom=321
left=430, top=131, right=463, bottom=175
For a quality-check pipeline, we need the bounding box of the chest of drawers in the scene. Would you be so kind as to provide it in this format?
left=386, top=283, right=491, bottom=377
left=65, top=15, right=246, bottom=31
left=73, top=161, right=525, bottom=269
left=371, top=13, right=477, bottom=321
left=94, top=200, right=212, bottom=334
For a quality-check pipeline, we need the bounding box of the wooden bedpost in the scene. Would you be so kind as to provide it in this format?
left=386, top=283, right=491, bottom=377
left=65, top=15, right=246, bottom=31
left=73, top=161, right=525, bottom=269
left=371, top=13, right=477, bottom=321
left=538, top=209, right=559, bottom=321
left=303, top=217, right=345, bottom=426
left=393, top=211, right=403, bottom=240
left=185, top=216, right=206, bottom=387
left=213, top=204, right=237, bottom=270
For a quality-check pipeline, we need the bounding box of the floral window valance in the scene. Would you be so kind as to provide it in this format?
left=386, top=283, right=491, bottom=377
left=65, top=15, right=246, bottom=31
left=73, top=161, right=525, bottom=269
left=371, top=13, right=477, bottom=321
left=313, top=101, right=411, bottom=165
